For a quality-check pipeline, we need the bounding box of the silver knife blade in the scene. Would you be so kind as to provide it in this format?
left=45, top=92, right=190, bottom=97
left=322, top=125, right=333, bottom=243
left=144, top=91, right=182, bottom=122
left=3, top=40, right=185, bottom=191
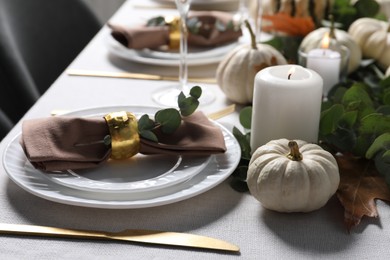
left=0, top=223, right=239, bottom=252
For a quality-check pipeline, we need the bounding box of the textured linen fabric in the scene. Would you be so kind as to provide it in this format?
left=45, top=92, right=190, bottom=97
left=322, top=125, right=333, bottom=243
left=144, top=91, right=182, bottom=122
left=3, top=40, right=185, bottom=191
left=1, top=1, right=390, bottom=259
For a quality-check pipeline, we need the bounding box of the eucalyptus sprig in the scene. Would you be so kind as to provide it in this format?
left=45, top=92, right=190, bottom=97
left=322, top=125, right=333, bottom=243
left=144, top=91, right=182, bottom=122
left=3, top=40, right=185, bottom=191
left=138, top=86, right=202, bottom=142
left=320, top=66, right=390, bottom=184
left=231, top=106, right=252, bottom=192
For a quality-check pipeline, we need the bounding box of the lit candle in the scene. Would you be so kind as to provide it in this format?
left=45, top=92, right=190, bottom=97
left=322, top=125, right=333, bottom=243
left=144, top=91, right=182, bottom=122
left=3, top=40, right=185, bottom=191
left=250, top=65, right=323, bottom=151
left=306, top=32, right=341, bottom=95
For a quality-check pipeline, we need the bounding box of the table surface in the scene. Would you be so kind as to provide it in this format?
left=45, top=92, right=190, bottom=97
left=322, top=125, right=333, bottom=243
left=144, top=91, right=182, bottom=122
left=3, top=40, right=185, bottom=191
left=1, top=1, right=390, bottom=259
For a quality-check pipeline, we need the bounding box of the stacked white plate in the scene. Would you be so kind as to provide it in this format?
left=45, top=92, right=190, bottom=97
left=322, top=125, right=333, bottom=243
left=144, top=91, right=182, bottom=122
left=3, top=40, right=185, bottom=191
left=3, top=106, right=241, bottom=209
left=106, top=33, right=240, bottom=66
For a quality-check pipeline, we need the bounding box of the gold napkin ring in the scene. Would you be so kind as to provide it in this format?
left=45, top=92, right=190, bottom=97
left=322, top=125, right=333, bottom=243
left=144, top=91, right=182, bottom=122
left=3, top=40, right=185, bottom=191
left=104, top=111, right=140, bottom=160
left=165, top=16, right=180, bottom=49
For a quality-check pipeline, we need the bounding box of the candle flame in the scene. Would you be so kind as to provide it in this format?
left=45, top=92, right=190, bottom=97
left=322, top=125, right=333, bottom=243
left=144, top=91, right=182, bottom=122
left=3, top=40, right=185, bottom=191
left=287, top=66, right=295, bottom=80
left=321, top=32, right=330, bottom=49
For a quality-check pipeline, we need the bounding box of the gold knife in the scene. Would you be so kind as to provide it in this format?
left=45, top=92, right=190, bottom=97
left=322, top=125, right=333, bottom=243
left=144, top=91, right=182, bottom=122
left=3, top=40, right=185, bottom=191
left=0, top=223, right=239, bottom=252
left=66, top=69, right=217, bottom=84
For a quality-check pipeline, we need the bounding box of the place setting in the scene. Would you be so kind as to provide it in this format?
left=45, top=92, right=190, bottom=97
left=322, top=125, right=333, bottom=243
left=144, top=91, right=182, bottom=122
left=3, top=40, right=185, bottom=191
left=2, top=92, right=241, bottom=208
left=106, top=6, right=243, bottom=66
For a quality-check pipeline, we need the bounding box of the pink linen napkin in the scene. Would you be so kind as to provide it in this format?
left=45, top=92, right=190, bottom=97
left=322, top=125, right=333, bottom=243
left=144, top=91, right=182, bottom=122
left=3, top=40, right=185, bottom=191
left=20, top=112, right=226, bottom=172
left=108, top=11, right=242, bottom=50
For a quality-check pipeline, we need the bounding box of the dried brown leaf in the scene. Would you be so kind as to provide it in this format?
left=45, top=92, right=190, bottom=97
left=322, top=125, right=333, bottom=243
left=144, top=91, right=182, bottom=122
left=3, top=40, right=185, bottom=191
left=336, top=155, right=390, bottom=231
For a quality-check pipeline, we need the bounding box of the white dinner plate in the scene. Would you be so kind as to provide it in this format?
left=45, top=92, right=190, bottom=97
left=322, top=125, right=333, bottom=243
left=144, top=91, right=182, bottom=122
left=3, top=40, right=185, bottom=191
left=106, top=33, right=239, bottom=66
left=135, top=41, right=238, bottom=60
left=39, top=107, right=212, bottom=193
left=152, top=0, right=239, bottom=5
left=46, top=155, right=211, bottom=193
left=3, top=106, right=241, bottom=208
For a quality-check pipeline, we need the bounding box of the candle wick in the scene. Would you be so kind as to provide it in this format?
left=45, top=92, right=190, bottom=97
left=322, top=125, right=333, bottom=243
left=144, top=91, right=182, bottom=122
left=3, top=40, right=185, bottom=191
left=288, top=73, right=292, bottom=80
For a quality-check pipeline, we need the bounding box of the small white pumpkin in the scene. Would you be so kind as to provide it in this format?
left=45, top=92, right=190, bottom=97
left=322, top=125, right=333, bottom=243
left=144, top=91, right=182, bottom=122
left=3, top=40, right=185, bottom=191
left=247, top=139, right=340, bottom=213
left=348, top=17, right=390, bottom=70
left=299, top=27, right=362, bottom=73
left=216, top=22, right=287, bottom=104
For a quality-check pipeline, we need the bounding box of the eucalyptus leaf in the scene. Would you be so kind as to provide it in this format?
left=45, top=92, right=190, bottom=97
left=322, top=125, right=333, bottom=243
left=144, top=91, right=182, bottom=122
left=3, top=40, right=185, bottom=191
left=383, top=92, right=390, bottom=105
left=330, top=87, right=348, bottom=104
left=146, top=16, right=166, bottom=27
left=189, top=86, right=202, bottom=99
left=379, top=76, right=390, bottom=88
left=339, top=110, right=358, bottom=128
left=359, top=113, right=390, bottom=135
left=232, top=164, right=249, bottom=182
left=374, top=151, right=390, bottom=186
left=232, top=126, right=251, bottom=160
left=354, top=0, right=380, bottom=18
left=383, top=151, right=390, bottom=163
left=239, top=107, right=252, bottom=129
left=320, top=104, right=344, bottom=135
left=178, top=96, right=199, bottom=116
left=366, top=133, right=390, bottom=159
left=342, top=83, right=373, bottom=107
left=326, top=127, right=357, bottom=153
left=377, top=105, right=390, bottom=115
left=139, top=130, right=158, bottom=142
left=138, top=114, right=155, bottom=131
left=155, top=108, right=181, bottom=134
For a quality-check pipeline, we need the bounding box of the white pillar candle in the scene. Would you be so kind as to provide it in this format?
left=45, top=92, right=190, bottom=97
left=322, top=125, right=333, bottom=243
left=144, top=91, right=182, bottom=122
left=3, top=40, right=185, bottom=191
left=306, top=33, right=341, bottom=95
left=250, top=65, right=323, bottom=152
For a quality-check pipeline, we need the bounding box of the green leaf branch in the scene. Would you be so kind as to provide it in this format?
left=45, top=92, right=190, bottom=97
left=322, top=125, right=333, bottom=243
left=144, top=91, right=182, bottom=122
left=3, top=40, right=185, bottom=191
left=137, top=86, right=202, bottom=142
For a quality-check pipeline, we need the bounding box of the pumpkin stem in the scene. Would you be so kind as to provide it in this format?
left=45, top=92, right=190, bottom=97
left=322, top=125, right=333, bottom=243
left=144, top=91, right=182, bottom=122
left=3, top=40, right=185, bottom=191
left=244, top=20, right=257, bottom=50
left=328, top=14, right=336, bottom=39
left=287, top=141, right=303, bottom=161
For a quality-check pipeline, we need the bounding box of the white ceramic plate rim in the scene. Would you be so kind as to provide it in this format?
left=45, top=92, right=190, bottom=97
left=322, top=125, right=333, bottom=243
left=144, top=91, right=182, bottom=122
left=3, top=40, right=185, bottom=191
left=42, top=107, right=212, bottom=193
left=153, top=0, right=238, bottom=4
left=3, top=105, right=241, bottom=208
left=106, top=33, right=238, bottom=66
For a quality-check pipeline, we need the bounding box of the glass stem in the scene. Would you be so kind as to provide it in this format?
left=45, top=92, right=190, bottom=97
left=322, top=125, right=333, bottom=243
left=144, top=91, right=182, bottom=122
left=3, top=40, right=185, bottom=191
left=178, top=12, right=189, bottom=93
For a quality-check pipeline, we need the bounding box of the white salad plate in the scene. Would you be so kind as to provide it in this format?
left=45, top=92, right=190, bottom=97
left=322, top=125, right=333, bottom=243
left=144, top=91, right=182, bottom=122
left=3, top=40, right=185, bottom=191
left=106, top=33, right=240, bottom=66
left=3, top=106, right=241, bottom=209
left=46, top=154, right=211, bottom=193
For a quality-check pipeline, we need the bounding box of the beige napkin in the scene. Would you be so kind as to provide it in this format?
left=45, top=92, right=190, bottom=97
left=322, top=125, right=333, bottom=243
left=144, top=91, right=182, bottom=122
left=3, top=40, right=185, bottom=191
left=108, top=11, right=242, bottom=50
left=20, top=112, right=226, bottom=172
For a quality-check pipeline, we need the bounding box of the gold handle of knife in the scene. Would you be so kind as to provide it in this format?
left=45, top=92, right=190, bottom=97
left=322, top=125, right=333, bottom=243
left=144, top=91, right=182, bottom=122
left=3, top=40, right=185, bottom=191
left=0, top=223, right=239, bottom=252
left=66, top=69, right=217, bottom=84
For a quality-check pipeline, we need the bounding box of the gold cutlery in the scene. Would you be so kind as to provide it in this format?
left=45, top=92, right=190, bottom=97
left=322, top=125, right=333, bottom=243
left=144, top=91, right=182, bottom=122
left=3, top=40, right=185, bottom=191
left=51, top=105, right=236, bottom=120
left=207, top=104, right=236, bottom=120
left=0, top=223, right=239, bottom=252
left=66, top=69, right=217, bottom=84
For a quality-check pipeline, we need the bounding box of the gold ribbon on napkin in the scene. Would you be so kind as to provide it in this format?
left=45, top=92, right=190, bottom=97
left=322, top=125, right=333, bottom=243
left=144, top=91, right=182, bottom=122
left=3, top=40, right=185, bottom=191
left=20, top=111, right=226, bottom=172
left=108, top=11, right=242, bottom=50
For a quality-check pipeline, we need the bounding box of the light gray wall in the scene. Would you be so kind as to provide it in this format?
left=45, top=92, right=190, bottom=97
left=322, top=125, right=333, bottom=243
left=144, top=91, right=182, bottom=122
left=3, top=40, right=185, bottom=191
left=82, top=0, right=126, bottom=23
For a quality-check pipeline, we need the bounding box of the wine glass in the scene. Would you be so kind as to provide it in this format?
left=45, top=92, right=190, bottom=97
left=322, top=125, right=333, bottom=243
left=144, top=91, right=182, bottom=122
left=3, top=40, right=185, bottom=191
left=152, top=0, right=215, bottom=107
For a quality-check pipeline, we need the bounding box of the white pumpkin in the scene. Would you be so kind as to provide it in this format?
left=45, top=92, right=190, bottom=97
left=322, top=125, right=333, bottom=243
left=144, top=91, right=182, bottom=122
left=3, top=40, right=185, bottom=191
left=299, top=27, right=362, bottom=73
left=217, top=23, right=287, bottom=104
left=348, top=18, right=390, bottom=69
left=247, top=139, right=340, bottom=213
